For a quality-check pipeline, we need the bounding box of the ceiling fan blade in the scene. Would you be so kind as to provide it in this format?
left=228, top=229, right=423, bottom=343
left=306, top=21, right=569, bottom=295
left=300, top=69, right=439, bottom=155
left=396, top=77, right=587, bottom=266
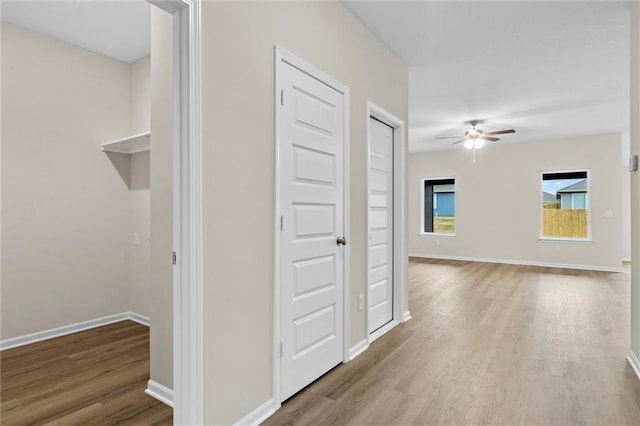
left=435, top=136, right=461, bottom=139
left=481, top=136, right=500, bottom=142
left=451, top=139, right=466, bottom=145
left=484, top=129, right=515, bottom=136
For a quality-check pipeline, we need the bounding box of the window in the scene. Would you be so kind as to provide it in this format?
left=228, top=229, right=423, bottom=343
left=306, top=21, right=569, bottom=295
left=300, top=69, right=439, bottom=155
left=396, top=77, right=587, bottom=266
left=541, top=171, right=589, bottom=239
left=422, top=178, right=455, bottom=234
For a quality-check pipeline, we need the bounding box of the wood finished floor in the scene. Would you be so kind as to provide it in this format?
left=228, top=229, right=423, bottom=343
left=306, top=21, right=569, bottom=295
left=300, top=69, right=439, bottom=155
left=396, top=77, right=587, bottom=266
left=265, top=258, right=640, bottom=426
left=0, top=320, right=172, bottom=425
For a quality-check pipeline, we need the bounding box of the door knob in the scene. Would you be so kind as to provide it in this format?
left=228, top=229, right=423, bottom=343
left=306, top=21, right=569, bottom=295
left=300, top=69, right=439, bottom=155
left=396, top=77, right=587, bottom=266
left=337, top=237, right=347, bottom=246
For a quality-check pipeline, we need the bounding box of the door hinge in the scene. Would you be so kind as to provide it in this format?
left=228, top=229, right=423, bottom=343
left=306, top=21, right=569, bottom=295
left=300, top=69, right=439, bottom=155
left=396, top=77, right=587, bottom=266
left=280, top=341, right=283, bottom=358
left=280, top=215, right=284, bottom=231
left=172, top=251, right=177, bottom=265
left=280, top=89, right=284, bottom=106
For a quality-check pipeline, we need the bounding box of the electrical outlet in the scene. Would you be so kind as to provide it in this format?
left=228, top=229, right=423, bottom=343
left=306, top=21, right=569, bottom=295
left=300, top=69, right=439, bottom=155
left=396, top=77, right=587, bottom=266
left=435, top=239, right=440, bottom=245
left=358, top=294, right=364, bottom=311
left=555, top=245, right=561, bottom=252
left=604, top=210, right=613, bottom=218
left=133, top=232, right=140, bottom=247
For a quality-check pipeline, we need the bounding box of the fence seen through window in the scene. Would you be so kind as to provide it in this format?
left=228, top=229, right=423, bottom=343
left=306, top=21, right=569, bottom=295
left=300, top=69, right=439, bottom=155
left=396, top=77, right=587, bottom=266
left=541, top=171, right=589, bottom=239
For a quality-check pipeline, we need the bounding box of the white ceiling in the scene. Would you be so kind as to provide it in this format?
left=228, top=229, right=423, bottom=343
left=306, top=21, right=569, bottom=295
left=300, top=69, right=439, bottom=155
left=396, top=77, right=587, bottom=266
left=1, top=2, right=629, bottom=153
left=1, top=0, right=150, bottom=64
left=344, top=1, right=630, bottom=154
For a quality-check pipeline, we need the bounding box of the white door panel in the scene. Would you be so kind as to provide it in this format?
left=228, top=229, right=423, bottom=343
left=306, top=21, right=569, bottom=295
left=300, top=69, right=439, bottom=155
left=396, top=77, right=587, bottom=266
left=293, top=146, right=335, bottom=185
left=369, top=229, right=389, bottom=245
left=293, top=204, right=335, bottom=237
left=370, top=244, right=388, bottom=268
left=369, top=264, right=389, bottom=283
left=369, top=279, right=389, bottom=306
left=369, top=193, right=388, bottom=208
left=369, top=209, right=388, bottom=229
left=368, top=117, right=394, bottom=334
left=280, top=61, right=345, bottom=401
left=292, top=256, right=335, bottom=298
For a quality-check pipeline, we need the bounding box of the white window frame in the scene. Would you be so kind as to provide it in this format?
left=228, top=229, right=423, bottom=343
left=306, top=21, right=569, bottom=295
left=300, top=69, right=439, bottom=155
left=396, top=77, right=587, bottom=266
left=539, top=169, right=592, bottom=242
left=420, top=177, right=457, bottom=237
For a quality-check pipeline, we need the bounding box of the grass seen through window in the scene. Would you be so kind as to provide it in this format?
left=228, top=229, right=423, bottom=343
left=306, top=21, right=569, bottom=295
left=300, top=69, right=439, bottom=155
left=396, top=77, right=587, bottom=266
left=423, top=178, right=455, bottom=234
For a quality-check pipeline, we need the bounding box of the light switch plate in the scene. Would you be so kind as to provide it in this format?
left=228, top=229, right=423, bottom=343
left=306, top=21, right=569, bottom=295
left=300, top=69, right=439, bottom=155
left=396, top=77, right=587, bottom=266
left=604, top=211, right=613, bottom=218
left=358, top=295, right=364, bottom=311
left=133, top=232, right=140, bottom=246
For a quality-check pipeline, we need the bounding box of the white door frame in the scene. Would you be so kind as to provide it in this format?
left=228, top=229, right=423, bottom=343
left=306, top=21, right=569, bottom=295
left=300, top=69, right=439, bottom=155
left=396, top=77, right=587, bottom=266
left=146, top=0, right=203, bottom=424
left=273, top=46, right=351, bottom=406
left=366, top=102, right=407, bottom=345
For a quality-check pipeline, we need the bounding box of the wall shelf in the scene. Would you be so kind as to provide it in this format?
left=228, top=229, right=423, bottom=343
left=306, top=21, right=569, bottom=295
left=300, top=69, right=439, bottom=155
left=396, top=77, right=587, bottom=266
left=101, top=132, right=150, bottom=154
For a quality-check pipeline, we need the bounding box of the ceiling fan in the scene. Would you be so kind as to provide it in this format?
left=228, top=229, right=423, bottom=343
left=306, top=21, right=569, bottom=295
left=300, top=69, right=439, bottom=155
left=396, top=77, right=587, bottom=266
left=437, top=120, right=516, bottom=150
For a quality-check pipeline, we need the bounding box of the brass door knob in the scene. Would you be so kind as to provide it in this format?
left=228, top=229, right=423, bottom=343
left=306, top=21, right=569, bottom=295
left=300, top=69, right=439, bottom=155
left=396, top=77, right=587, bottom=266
left=337, top=237, right=347, bottom=246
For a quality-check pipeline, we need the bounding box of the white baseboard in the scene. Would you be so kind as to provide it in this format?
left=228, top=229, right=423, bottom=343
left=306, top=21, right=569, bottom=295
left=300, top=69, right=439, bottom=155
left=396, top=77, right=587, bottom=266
left=623, top=257, right=632, bottom=263
left=233, top=398, right=278, bottom=426
left=402, top=311, right=412, bottom=322
left=0, top=311, right=149, bottom=351
left=349, top=339, right=369, bottom=361
left=408, top=253, right=625, bottom=273
left=628, top=350, right=640, bottom=380
left=128, top=312, right=150, bottom=327
left=145, top=379, right=174, bottom=408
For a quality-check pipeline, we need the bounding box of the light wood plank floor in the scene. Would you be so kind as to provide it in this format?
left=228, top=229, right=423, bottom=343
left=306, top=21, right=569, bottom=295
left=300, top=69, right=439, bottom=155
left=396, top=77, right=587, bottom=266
left=265, top=258, right=640, bottom=425
left=1, top=320, right=172, bottom=425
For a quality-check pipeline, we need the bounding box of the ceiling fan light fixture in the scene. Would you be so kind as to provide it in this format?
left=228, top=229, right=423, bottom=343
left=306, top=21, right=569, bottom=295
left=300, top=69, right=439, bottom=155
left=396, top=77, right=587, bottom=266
left=447, top=122, right=515, bottom=153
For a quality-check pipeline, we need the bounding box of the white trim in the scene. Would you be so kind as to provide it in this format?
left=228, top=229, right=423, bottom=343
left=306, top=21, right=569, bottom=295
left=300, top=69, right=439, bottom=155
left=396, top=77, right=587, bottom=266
left=538, top=237, right=593, bottom=243
left=0, top=312, right=148, bottom=351
left=343, top=77, right=352, bottom=366
left=628, top=351, right=640, bottom=380
left=408, top=253, right=625, bottom=273
left=349, top=339, right=369, bottom=361
left=273, top=46, right=351, bottom=405
left=128, top=312, right=151, bottom=327
left=272, top=46, right=283, bottom=411
left=233, top=399, right=278, bottom=426
left=403, top=311, right=412, bottom=322
left=623, top=257, right=632, bottom=263
left=147, top=0, right=203, bottom=424
left=145, top=379, right=174, bottom=408
left=365, top=102, right=407, bottom=347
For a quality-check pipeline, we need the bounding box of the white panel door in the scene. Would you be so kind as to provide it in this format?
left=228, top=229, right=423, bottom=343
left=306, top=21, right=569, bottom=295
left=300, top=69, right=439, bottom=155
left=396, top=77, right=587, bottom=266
left=279, top=61, right=345, bottom=401
left=368, top=117, right=394, bottom=334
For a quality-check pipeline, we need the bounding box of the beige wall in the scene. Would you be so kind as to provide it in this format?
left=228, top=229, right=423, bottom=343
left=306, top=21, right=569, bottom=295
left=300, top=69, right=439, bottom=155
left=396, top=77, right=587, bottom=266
left=128, top=55, right=151, bottom=317
left=408, top=134, right=623, bottom=271
left=2, top=23, right=153, bottom=340
left=1, top=23, right=132, bottom=338
left=131, top=55, right=151, bottom=134
left=149, top=7, right=173, bottom=389
left=128, top=150, right=151, bottom=317
left=630, top=3, right=640, bottom=357
left=201, top=2, right=408, bottom=423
